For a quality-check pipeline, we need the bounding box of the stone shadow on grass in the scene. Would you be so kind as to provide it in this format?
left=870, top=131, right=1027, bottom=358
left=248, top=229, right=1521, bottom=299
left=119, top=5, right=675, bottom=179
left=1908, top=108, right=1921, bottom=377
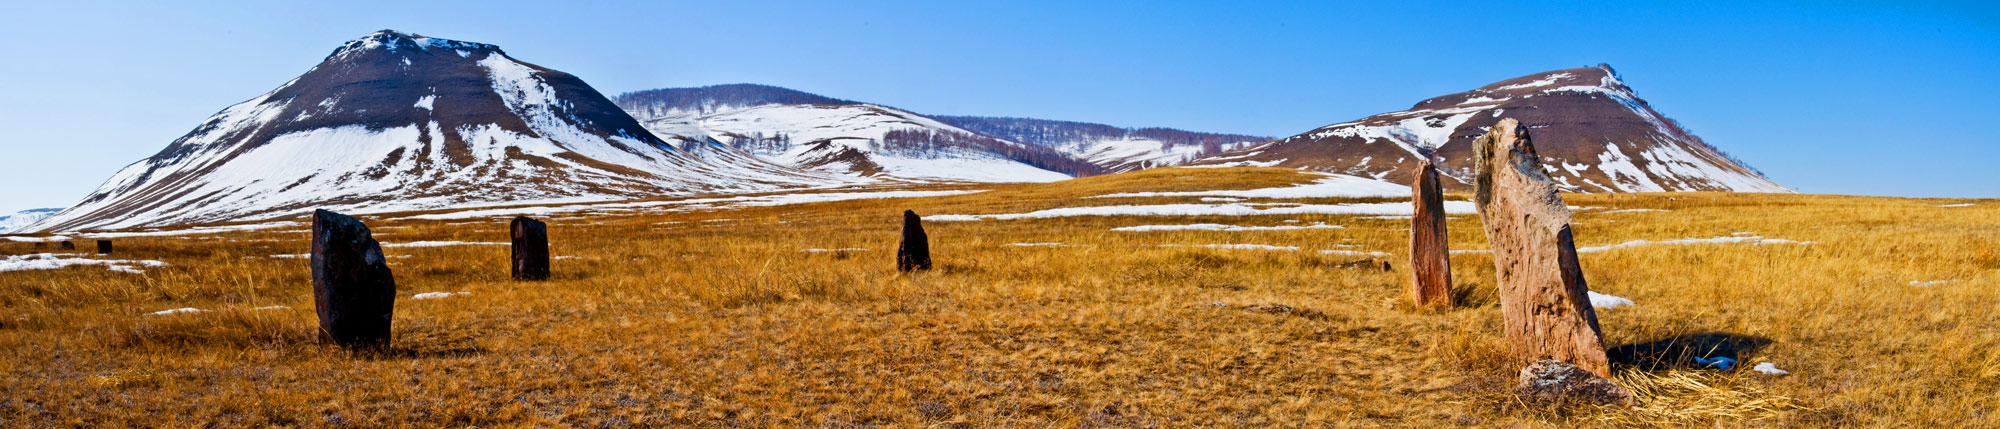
left=1608, top=332, right=1772, bottom=371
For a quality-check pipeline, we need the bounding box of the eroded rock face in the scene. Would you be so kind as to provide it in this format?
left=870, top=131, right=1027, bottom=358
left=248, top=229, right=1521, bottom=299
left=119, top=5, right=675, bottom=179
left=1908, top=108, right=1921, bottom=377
left=1410, top=159, right=1452, bottom=308
left=510, top=216, right=550, bottom=281
left=59, top=241, right=74, bottom=250
left=1473, top=118, right=1612, bottom=377
left=1515, top=359, right=1634, bottom=406
left=96, top=240, right=112, bottom=255
left=897, top=210, right=932, bottom=271
left=310, top=209, right=396, bottom=349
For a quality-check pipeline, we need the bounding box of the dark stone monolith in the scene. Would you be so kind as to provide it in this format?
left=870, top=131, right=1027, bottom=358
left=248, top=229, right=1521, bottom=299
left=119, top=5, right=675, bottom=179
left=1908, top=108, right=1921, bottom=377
left=897, top=210, right=931, bottom=271
left=1409, top=159, right=1452, bottom=308
left=510, top=216, right=550, bottom=281
left=1473, top=118, right=1612, bottom=377
left=310, top=209, right=396, bottom=349
left=32, top=242, right=43, bottom=249
left=96, top=240, right=112, bottom=255
left=59, top=241, right=74, bottom=250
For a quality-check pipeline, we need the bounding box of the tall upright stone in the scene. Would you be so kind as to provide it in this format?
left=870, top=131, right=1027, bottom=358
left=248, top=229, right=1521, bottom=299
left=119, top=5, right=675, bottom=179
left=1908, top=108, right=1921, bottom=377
left=310, top=209, right=396, bottom=349
left=897, top=210, right=932, bottom=271
left=96, top=240, right=113, bottom=255
left=1472, top=118, right=1612, bottom=377
left=59, top=241, right=74, bottom=250
left=1409, top=158, right=1453, bottom=308
left=510, top=216, right=550, bottom=281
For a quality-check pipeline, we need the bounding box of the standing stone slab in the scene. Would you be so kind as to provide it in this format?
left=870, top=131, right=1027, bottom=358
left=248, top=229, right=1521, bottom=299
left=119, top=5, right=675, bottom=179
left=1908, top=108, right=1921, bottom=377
left=96, top=240, right=113, bottom=255
left=511, top=216, right=550, bottom=281
left=310, top=209, right=396, bottom=349
left=1472, top=118, right=1612, bottom=377
left=59, top=241, right=74, bottom=250
left=897, top=210, right=932, bottom=271
left=1409, top=159, right=1452, bottom=308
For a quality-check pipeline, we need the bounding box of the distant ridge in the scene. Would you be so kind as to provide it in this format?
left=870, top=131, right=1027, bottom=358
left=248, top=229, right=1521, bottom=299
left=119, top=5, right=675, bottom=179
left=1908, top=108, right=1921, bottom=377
left=616, top=84, right=857, bottom=117
left=1193, top=64, right=1788, bottom=193
left=613, top=85, right=1269, bottom=177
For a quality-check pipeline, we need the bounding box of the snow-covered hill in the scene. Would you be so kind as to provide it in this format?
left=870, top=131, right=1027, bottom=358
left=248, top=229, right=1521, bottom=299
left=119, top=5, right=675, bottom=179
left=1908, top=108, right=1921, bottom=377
left=25, top=31, right=843, bottom=233
left=614, top=85, right=1268, bottom=180
left=1192, top=64, right=1788, bottom=193
left=933, top=116, right=1268, bottom=173
left=0, top=209, right=60, bottom=234
left=630, top=101, right=1081, bottom=182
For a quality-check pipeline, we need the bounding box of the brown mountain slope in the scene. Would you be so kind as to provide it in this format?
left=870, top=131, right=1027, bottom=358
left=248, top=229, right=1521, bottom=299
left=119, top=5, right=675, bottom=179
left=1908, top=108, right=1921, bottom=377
left=1193, top=64, right=1788, bottom=193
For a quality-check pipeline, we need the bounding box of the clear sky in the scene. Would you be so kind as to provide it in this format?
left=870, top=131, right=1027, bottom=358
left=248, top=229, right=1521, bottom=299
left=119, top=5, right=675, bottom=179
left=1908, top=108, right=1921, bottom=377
left=0, top=1, right=1994, bottom=214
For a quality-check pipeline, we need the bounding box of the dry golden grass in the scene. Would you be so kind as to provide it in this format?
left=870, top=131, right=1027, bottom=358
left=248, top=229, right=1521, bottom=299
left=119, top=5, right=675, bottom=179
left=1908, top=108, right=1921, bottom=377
left=1, top=167, right=1995, bottom=427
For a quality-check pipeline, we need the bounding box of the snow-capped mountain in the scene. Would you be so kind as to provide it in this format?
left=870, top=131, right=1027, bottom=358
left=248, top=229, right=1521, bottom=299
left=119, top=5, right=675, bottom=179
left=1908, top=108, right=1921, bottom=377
left=613, top=85, right=1267, bottom=180
left=0, top=209, right=60, bottom=234
left=1193, top=64, right=1788, bottom=193
left=26, top=31, right=841, bottom=233
left=932, top=116, right=1268, bottom=173
left=616, top=85, right=1090, bottom=182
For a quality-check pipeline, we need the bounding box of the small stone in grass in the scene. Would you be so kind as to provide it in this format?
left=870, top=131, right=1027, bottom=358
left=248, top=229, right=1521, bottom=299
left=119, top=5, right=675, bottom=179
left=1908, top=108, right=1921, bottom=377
left=1514, top=359, right=1633, bottom=406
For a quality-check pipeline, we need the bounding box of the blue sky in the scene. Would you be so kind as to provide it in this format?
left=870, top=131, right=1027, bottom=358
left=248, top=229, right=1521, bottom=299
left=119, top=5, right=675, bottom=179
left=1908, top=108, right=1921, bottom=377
left=0, top=1, right=1994, bottom=214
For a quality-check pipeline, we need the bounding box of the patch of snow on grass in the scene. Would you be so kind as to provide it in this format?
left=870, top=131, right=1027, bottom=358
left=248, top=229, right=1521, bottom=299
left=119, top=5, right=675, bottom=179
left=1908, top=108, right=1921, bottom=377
left=1937, top=203, right=1974, bottom=208
left=928, top=201, right=1475, bottom=221
left=66, top=221, right=306, bottom=238
left=384, top=241, right=507, bottom=248
left=1090, top=174, right=1409, bottom=199
left=1588, top=291, right=1634, bottom=309
left=1112, top=223, right=1341, bottom=232
left=1159, top=244, right=1299, bottom=251
left=0, top=253, right=168, bottom=274
left=0, top=235, right=73, bottom=242
left=1320, top=250, right=1391, bottom=257
left=1577, top=236, right=1812, bottom=253
left=150, top=307, right=209, bottom=316
left=402, top=190, right=985, bottom=221
left=1753, top=362, right=1790, bottom=376
left=1909, top=280, right=1957, bottom=287
left=411, top=292, right=469, bottom=300
left=1594, top=209, right=1668, bottom=214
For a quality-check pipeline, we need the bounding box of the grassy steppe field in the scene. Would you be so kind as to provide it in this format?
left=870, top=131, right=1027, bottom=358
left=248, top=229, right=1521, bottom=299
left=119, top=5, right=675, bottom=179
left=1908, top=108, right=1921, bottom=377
left=1, top=167, right=1995, bottom=427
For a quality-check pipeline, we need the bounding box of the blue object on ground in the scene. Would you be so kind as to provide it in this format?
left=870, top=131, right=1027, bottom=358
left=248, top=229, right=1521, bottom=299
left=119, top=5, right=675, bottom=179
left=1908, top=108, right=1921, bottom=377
left=1691, top=356, right=1738, bottom=370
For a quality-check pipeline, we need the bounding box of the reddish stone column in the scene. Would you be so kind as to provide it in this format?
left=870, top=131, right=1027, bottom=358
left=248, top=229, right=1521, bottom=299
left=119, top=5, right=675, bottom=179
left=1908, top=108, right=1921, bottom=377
left=1472, top=118, right=1611, bottom=377
left=1409, top=159, right=1453, bottom=308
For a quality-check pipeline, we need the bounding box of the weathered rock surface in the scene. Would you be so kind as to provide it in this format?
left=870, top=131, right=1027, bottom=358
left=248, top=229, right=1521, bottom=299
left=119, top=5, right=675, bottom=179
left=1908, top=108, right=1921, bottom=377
left=897, top=210, right=932, bottom=271
left=59, top=241, right=74, bottom=250
left=1409, top=158, right=1452, bottom=308
left=510, top=216, right=550, bottom=281
left=1515, top=359, right=1634, bottom=406
left=1473, top=118, right=1612, bottom=377
left=96, top=240, right=112, bottom=255
left=310, top=209, right=396, bottom=349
